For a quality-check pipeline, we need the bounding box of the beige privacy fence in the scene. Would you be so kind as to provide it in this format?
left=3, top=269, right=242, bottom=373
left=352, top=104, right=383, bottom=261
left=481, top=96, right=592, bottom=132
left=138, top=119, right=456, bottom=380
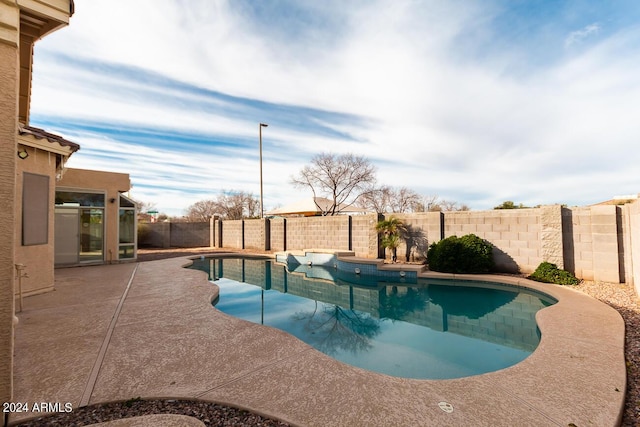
left=142, top=202, right=640, bottom=291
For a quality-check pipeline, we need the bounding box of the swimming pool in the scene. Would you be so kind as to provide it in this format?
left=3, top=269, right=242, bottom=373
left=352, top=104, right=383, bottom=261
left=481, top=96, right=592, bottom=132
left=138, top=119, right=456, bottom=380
left=189, top=257, right=556, bottom=380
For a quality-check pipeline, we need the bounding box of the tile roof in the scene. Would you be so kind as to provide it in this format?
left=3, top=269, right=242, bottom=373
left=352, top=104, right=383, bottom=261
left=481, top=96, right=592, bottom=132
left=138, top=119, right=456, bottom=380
left=18, top=124, right=80, bottom=152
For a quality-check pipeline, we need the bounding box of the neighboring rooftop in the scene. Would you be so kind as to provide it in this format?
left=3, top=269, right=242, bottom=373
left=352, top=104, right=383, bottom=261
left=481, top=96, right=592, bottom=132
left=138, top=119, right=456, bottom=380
left=267, top=197, right=370, bottom=217
left=593, top=193, right=639, bottom=206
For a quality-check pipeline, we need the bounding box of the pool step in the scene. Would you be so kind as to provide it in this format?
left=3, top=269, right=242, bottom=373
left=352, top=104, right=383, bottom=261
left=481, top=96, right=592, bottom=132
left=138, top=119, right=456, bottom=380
left=275, top=249, right=427, bottom=281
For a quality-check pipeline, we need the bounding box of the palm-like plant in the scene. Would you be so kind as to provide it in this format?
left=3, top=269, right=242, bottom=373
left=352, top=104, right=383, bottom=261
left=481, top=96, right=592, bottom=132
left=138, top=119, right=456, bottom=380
left=381, top=234, right=401, bottom=262
left=376, top=216, right=406, bottom=262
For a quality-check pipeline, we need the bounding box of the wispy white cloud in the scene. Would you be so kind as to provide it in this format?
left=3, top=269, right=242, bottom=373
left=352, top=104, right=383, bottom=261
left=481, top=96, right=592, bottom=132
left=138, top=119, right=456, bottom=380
left=29, top=0, right=640, bottom=215
left=564, top=23, right=601, bottom=48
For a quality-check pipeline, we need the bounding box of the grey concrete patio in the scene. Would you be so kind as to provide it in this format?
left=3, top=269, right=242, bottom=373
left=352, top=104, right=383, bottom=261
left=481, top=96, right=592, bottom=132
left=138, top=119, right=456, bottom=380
left=11, top=256, right=626, bottom=426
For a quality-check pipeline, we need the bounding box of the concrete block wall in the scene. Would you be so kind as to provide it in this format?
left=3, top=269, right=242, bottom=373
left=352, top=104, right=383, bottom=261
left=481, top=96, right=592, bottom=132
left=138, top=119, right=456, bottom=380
left=563, top=207, right=592, bottom=279
left=169, top=223, right=210, bottom=247
left=270, top=218, right=286, bottom=251
left=624, top=201, right=640, bottom=294
left=443, top=209, right=544, bottom=274
left=590, top=206, right=621, bottom=283
left=243, top=219, right=269, bottom=251
left=540, top=205, right=564, bottom=268
left=563, top=207, right=594, bottom=280
left=139, top=222, right=171, bottom=248
left=153, top=201, right=639, bottom=286
left=389, top=212, right=443, bottom=262
left=139, top=222, right=209, bottom=248
left=213, top=219, right=222, bottom=248
left=563, top=205, right=624, bottom=283
left=286, top=216, right=351, bottom=252
left=221, top=220, right=244, bottom=249
left=350, top=213, right=379, bottom=258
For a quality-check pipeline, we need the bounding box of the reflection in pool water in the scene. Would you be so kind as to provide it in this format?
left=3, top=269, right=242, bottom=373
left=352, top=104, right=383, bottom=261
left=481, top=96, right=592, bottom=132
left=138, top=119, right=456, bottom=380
left=188, top=257, right=555, bottom=379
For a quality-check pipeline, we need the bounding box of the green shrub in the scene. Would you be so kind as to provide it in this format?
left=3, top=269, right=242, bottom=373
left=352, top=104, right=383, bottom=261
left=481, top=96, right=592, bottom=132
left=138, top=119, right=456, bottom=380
left=426, top=234, right=494, bottom=273
left=529, top=262, right=579, bottom=285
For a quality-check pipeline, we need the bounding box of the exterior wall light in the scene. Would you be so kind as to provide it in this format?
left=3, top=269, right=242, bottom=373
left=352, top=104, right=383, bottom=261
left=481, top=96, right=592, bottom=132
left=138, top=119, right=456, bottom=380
left=17, top=149, right=29, bottom=159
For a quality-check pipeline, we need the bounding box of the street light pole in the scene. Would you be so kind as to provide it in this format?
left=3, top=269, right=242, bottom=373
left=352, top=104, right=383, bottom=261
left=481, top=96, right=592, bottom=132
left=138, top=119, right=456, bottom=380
left=259, top=123, right=268, bottom=218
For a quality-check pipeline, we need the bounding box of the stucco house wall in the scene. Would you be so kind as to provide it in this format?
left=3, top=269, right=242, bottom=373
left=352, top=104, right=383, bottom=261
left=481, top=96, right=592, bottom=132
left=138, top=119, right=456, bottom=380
left=14, top=144, right=59, bottom=296
left=14, top=126, right=79, bottom=296
left=0, top=0, right=74, bottom=416
left=0, top=23, right=20, bottom=411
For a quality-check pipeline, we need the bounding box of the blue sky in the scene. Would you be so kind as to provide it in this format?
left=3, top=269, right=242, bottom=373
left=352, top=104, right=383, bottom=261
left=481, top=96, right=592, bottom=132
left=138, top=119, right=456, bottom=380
left=31, top=0, right=640, bottom=216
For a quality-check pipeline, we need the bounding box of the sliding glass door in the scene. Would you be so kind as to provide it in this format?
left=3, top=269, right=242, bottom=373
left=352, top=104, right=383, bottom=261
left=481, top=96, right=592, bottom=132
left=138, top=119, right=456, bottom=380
left=79, top=208, right=104, bottom=262
left=54, top=207, right=79, bottom=265
left=55, top=190, right=105, bottom=266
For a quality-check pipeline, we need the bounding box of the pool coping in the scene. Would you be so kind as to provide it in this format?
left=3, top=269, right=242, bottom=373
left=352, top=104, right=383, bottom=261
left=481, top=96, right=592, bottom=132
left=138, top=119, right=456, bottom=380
left=186, top=254, right=627, bottom=426
left=11, top=253, right=626, bottom=426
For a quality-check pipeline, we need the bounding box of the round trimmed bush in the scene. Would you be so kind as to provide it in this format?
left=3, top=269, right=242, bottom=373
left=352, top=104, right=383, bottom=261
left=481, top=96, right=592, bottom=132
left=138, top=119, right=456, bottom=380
left=427, top=234, right=494, bottom=273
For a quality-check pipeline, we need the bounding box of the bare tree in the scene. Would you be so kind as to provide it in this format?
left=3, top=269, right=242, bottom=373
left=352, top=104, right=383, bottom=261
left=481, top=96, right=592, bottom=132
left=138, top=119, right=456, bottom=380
left=185, top=200, right=218, bottom=222
left=439, top=200, right=470, bottom=211
left=291, top=153, right=377, bottom=215
left=130, top=198, right=170, bottom=223
left=390, top=187, right=421, bottom=213
left=358, top=186, right=421, bottom=214
left=243, top=192, right=261, bottom=218
left=217, top=193, right=243, bottom=220
left=217, top=191, right=259, bottom=220
left=135, top=200, right=156, bottom=213
left=412, top=195, right=442, bottom=212
left=184, top=190, right=259, bottom=221
left=356, top=185, right=393, bottom=213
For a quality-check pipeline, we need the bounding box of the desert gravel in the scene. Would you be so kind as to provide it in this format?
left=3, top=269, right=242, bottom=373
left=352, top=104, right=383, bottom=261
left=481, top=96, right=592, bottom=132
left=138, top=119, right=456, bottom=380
left=13, top=399, right=290, bottom=427
left=574, top=280, right=640, bottom=426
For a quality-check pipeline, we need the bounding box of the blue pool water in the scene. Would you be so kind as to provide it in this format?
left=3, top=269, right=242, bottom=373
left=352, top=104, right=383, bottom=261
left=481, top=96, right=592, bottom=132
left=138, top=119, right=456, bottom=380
left=189, top=257, right=555, bottom=380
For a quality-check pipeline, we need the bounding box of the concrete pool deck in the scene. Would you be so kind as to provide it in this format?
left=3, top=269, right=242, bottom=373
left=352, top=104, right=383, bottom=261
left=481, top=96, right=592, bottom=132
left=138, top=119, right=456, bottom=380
left=11, top=255, right=626, bottom=426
